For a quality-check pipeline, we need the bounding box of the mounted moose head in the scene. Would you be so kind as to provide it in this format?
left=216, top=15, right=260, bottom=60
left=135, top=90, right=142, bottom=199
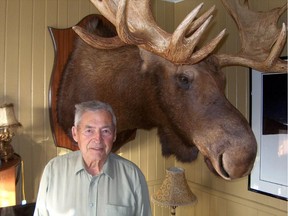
left=52, top=0, right=287, bottom=180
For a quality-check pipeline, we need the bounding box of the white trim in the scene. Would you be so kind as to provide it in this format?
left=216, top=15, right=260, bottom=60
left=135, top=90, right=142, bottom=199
left=161, top=0, right=184, bottom=3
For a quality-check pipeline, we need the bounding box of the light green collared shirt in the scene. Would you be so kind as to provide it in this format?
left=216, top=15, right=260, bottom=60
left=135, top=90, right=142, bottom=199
left=34, top=151, right=151, bottom=216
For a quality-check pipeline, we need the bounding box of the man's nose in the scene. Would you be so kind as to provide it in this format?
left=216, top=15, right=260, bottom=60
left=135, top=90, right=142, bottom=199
left=91, top=130, right=102, bottom=141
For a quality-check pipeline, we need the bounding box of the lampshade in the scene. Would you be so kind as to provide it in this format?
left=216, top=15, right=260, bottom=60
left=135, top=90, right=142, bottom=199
left=152, top=167, right=197, bottom=207
left=0, top=104, right=21, bottom=128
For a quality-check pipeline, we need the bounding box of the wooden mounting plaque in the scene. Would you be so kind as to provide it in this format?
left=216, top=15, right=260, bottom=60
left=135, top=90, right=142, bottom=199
left=48, top=15, right=98, bottom=151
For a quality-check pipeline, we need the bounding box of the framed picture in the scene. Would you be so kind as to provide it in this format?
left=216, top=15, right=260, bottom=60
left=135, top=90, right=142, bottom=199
left=248, top=59, right=288, bottom=200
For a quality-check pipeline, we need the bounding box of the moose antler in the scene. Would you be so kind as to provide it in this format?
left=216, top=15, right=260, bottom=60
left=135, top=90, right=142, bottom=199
left=73, top=0, right=226, bottom=64
left=73, top=0, right=287, bottom=72
left=216, top=0, right=287, bottom=72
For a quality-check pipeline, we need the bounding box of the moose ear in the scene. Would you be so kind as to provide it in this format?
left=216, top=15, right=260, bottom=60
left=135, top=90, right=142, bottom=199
left=205, top=55, right=220, bottom=70
left=139, top=48, right=154, bottom=61
left=139, top=48, right=172, bottom=72
left=139, top=48, right=155, bottom=72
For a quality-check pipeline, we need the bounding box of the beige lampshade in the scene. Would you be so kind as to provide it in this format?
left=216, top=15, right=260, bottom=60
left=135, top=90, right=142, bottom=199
left=0, top=103, right=22, bottom=128
left=152, top=167, right=197, bottom=207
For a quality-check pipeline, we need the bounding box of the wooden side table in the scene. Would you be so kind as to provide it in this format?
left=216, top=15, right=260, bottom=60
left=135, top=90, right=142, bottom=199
left=0, top=154, right=21, bottom=208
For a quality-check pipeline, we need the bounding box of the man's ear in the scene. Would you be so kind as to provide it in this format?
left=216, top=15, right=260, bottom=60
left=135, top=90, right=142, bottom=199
left=72, top=126, right=78, bottom=142
left=113, top=129, right=117, bottom=142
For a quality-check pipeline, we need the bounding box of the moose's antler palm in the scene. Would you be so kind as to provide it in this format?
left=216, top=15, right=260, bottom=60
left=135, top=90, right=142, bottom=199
left=216, top=0, right=287, bottom=72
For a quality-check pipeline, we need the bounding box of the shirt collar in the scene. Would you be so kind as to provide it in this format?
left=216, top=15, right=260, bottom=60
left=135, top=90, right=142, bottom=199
left=102, top=153, right=115, bottom=179
left=74, top=151, right=115, bottom=179
left=75, top=151, right=85, bottom=175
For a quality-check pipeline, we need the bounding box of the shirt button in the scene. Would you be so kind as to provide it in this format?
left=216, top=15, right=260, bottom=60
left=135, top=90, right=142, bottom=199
left=89, top=203, right=94, bottom=207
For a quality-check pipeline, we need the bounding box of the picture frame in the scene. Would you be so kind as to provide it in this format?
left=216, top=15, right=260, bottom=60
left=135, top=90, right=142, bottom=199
left=248, top=58, right=288, bottom=200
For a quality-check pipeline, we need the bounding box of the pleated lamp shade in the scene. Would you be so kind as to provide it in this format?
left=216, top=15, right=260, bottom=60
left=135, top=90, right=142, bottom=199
left=0, top=104, right=21, bottom=128
left=152, top=167, right=197, bottom=207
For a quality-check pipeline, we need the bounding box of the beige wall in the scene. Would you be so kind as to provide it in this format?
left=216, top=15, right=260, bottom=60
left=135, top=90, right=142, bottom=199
left=0, top=0, right=287, bottom=215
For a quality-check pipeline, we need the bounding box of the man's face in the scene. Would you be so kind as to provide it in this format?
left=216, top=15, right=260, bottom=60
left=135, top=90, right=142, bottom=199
left=72, top=109, right=116, bottom=165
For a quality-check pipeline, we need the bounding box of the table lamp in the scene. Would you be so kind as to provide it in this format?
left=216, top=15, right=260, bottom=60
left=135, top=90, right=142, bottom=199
left=152, top=167, right=197, bottom=215
left=0, top=103, right=22, bottom=162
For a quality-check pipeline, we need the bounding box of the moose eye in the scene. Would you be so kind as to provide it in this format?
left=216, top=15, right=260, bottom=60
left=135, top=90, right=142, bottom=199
left=177, top=74, right=191, bottom=90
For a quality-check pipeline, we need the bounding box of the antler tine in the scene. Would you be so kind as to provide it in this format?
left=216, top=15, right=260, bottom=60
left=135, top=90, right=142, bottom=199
left=116, top=0, right=145, bottom=45
left=72, top=0, right=224, bottom=65
left=173, top=3, right=206, bottom=38
left=189, top=29, right=226, bottom=64
left=185, top=5, right=216, bottom=36
left=266, top=23, right=287, bottom=67
left=72, top=26, right=126, bottom=49
left=167, top=5, right=226, bottom=63
left=169, top=15, right=226, bottom=63
left=216, top=0, right=287, bottom=72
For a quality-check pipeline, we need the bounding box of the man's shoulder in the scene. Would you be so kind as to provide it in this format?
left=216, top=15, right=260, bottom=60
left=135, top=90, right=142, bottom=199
left=47, top=150, right=80, bottom=167
left=107, top=153, right=147, bottom=185
left=109, top=153, right=134, bottom=165
left=109, top=153, right=142, bottom=173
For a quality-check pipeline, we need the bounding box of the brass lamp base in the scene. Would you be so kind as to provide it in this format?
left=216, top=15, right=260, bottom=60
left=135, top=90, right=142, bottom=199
left=0, top=141, right=15, bottom=162
left=0, top=103, right=21, bottom=162
left=171, top=206, right=177, bottom=216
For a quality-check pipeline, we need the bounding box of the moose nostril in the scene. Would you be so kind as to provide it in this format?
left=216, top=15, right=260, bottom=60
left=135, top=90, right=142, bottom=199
left=219, top=154, right=230, bottom=179
left=204, top=157, right=219, bottom=176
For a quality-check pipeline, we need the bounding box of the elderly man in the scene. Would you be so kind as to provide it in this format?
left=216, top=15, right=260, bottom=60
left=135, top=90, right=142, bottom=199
left=34, top=100, right=151, bottom=216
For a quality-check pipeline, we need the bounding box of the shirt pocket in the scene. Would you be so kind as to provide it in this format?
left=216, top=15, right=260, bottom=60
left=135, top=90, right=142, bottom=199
left=105, top=204, right=132, bottom=216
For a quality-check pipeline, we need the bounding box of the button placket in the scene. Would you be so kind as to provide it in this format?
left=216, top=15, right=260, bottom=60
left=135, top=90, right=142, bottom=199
left=88, top=175, right=99, bottom=216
